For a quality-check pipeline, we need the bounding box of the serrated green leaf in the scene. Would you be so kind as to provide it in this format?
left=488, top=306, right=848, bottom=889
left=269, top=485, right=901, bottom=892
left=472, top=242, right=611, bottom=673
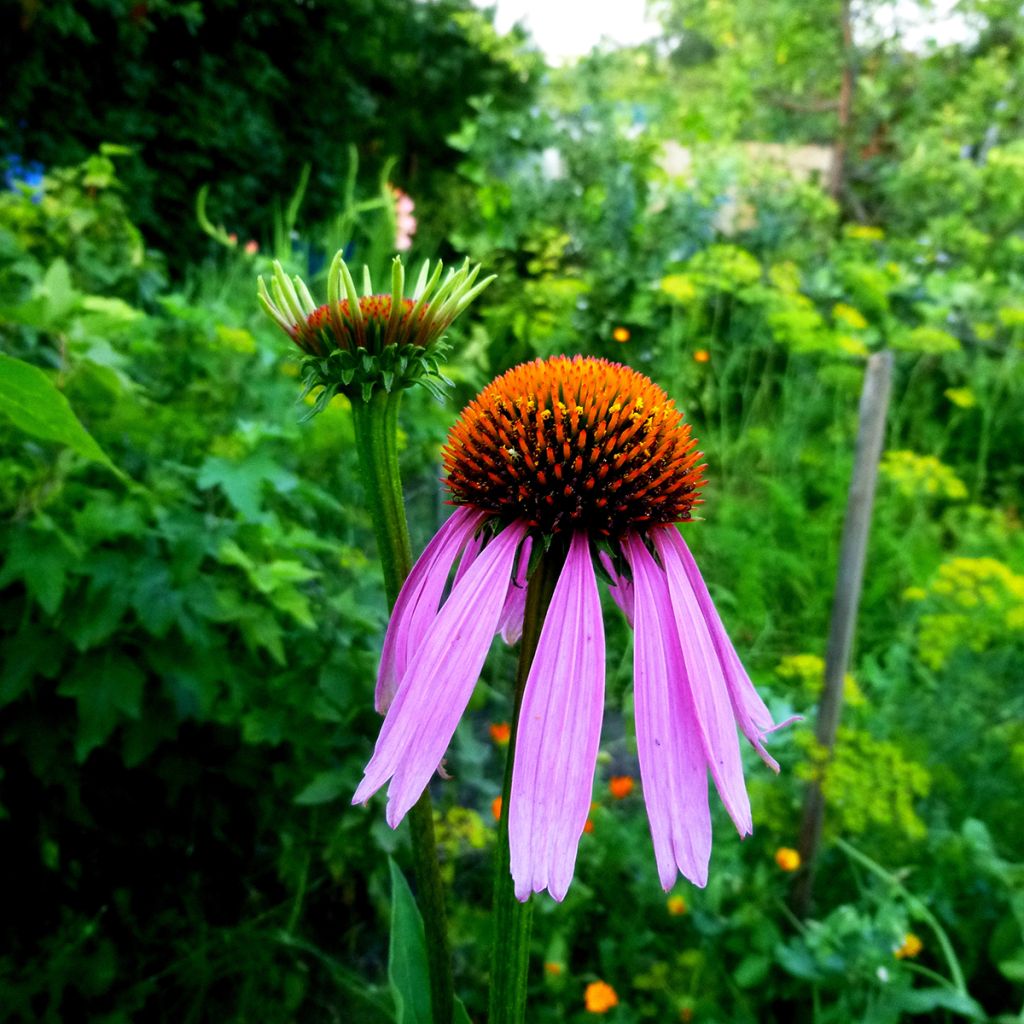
left=57, top=653, right=146, bottom=761
left=0, top=526, right=78, bottom=615
left=0, top=354, right=114, bottom=467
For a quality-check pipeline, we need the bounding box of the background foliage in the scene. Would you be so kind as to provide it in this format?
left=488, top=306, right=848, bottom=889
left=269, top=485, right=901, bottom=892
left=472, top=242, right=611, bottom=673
left=1, top=1, right=1022, bottom=1021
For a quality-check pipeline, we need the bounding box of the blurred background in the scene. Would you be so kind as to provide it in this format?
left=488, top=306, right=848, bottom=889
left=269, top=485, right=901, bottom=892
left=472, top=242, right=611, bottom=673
left=1, top=0, right=1022, bottom=1021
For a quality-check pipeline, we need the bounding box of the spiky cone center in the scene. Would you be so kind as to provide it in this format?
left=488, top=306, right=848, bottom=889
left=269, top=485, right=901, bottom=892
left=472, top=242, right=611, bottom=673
left=293, top=296, right=423, bottom=356
left=444, top=356, right=705, bottom=537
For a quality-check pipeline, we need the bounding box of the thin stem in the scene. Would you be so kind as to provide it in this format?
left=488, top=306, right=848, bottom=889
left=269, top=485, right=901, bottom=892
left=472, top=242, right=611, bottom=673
left=834, top=837, right=967, bottom=994
left=488, top=543, right=562, bottom=1024
left=350, top=390, right=412, bottom=605
left=350, top=388, right=454, bottom=1024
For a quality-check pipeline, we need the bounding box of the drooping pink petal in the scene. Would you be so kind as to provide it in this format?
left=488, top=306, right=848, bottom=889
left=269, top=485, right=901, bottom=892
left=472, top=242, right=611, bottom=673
left=510, top=532, right=605, bottom=902
left=355, top=519, right=527, bottom=826
left=496, top=536, right=533, bottom=644
left=624, top=533, right=711, bottom=889
left=452, top=526, right=485, bottom=588
left=667, top=530, right=785, bottom=771
left=376, top=506, right=486, bottom=713
left=653, top=528, right=751, bottom=836
left=599, top=550, right=635, bottom=628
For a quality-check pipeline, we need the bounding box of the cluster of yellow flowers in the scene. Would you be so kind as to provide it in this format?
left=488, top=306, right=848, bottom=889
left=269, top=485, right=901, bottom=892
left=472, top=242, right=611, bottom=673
left=911, top=557, right=1024, bottom=669
left=880, top=450, right=968, bottom=502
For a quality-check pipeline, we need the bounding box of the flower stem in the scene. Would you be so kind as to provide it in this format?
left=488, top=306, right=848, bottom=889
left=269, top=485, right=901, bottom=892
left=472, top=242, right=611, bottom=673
left=350, top=390, right=412, bottom=608
left=350, top=388, right=454, bottom=1024
left=489, top=543, right=562, bottom=1024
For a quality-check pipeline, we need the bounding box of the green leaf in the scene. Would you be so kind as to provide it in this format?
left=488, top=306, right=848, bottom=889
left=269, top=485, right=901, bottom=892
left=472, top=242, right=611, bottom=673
left=0, top=354, right=114, bottom=467
left=0, top=526, right=78, bottom=615
left=198, top=451, right=296, bottom=519
left=883, top=986, right=986, bottom=1020
left=57, top=653, right=146, bottom=761
left=293, top=770, right=349, bottom=806
left=387, top=858, right=432, bottom=1024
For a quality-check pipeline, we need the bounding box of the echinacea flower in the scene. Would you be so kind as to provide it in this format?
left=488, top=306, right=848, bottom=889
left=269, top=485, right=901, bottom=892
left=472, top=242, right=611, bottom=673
left=353, top=355, right=786, bottom=899
left=258, top=253, right=493, bottom=406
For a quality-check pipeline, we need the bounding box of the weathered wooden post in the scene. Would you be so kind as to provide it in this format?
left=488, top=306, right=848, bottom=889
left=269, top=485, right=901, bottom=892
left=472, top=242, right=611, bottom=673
left=791, top=350, right=893, bottom=918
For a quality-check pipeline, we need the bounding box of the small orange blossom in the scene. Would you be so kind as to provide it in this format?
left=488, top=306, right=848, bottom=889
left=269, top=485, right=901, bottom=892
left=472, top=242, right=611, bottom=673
left=612, top=326, right=631, bottom=343
left=609, top=775, right=634, bottom=799
left=491, top=796, right=503, bottom=821
left=775, top=847, right=801, bottom=872
left=667, top=894, right=688, bottom=916
left=895, top=933, right=923, bottom=959
left=693, top=349, right=710, bottom=363
left=585, top=980, right=619, bottom=1013
left=489, top=722, right=511, bottom=745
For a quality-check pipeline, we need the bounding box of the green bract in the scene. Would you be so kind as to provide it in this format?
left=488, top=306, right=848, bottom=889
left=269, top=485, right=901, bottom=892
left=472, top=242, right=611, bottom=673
left=258, top=253, right=495, bottom=410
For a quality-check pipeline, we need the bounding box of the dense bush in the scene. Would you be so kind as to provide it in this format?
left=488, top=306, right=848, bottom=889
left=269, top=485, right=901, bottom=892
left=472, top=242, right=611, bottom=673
left=0, top=0, right=537, bottom=264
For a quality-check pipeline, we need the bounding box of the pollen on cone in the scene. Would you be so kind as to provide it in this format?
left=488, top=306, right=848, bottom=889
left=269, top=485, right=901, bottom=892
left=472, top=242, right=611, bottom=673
left=444, top=355, right=705, bottom=537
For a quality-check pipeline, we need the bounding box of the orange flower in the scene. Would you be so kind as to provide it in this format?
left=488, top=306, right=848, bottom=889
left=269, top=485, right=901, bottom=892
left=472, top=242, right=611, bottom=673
left=680, top=1008, right=694, bottom=1022
left=612, top=326, right=631, bottom=343
left=583, top=818, right=595, bottom=834
left=544, top=961, right=563, bottom=976
left=490, top=722, right=511, bottom=745
left=584, top=980, right=619, bottom=1013
left=244, top=239, right=259, bottom=255
left=693, top=349, right=710, bottom=363
left=609, top=775, right=634, bottom=799
left=775, top=847, right=801, bottom=872
left=894, top=933, right=923, bottom=960
left=666, top=894, right=688, bottom=916
left=492, top=796, right=503, bottom=821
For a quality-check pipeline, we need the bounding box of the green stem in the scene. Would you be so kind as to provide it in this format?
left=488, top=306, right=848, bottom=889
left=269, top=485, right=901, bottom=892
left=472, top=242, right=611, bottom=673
left=350, top=390, right=412, bottom=606
left=350, top=388, right=454, bottom=1024
left=834, top=837, right=967, bottom=994
left=488, top=544, right=562, bottom=1024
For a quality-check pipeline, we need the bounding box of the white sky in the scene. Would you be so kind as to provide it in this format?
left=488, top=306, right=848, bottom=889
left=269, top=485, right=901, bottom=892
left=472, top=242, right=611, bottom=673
left=473, top=0, right=976, bottom=63
left=477, top=0, right=661, bottom=62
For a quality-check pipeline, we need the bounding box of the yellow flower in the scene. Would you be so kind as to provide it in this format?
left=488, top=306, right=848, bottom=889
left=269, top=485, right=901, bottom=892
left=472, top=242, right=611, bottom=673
left=832, top=303, right=868, bottom=331
left=894, top=933, right=923, bottom=959
left=944, top=387, right=976, bottom=409
left=844, top=224, right=885, bottom=242
left=659, top=273, right=697, bottom=304
left=837, top=334, right=870, bottom=358
left=609, top=775, right=634, bottom=799
left=693, top=349, right=710, bottom=364
left=612, top=326, right=631, bottom=343
left=775, top=847, right=801, bottom=872
left=490, top=721, right=511, bottom=745
left=667, top=894, right=688, bottom=916
left=585, top=980, right=619, bottom=1013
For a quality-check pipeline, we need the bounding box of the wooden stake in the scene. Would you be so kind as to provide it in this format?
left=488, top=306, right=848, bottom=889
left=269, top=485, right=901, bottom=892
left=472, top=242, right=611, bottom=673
left=791, top=351, right=893, bottom=918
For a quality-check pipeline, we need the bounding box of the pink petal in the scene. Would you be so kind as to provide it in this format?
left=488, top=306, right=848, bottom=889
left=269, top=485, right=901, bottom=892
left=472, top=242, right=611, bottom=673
left=624, top=533, right=711, bottom=889
left=376, top=506, right=485, bottom=713
left=453, top=527, right=485, bottom=588
left=668, top=530, right=784, bottom=771
left=496, top=536, right=533, bottom=644
left=599, top=550, right=635, bottom=628
left=509, top=532, right=605, bottom=902
left=654, top=528, right=751, bottom=836
left=354, top=519, right=528, bottom=825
